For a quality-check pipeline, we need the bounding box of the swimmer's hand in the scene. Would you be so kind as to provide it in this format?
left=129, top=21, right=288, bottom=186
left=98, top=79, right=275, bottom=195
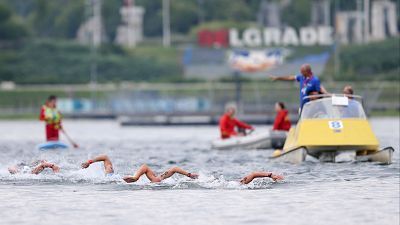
left=81, top=160, right=93, bottom=169
left=271, top=174, right=284, bottom=181
left=240, top=175, right=251, bottom=184
left=187, top=173, right=198, bottom=179
left=50, top=164, right=60, bottom=173
left=123, top=176, right=138, bottom=183
left=81, top=162, right=90, bottom=169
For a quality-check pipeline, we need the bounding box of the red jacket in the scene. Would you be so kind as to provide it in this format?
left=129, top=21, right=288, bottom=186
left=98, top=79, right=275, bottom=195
left=219, top=113, right=253, bottom=139
left=273, top=109, right=291, bottom=131
left=39, top=105, right=62, bottom=141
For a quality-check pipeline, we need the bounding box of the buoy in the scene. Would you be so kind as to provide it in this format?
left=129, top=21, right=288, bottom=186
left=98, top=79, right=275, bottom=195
left=272, top=149, right=282, bottom=157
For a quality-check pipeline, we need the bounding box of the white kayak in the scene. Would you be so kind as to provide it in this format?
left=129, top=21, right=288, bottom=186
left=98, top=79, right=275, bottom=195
left=211, top=130, right=287, bottom=150
left=37, top=141, right=69, bottom=151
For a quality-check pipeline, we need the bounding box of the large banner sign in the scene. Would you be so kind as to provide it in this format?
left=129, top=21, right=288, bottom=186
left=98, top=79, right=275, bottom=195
left=228, top=49, right=287, bottom=73
left=198, top=26, right=334, bottom=47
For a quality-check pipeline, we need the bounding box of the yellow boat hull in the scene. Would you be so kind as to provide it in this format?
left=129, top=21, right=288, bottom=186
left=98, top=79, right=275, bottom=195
left=271, top=118, right=393, bottom=164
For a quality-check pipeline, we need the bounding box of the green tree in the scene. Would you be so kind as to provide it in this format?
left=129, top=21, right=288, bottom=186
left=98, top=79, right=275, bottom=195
left=0, top=3, right=28, bottom=40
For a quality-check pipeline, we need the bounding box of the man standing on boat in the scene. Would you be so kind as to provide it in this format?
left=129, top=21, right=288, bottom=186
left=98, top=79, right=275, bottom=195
left=219, top=103, right=254, bottom=139
left=39, top=95, right=78, bottom=147
left=270, top=64, right=328, bottom=110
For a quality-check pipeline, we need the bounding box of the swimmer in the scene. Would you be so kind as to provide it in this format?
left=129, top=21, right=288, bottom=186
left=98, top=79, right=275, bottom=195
left=81, top=154, right=114, bottom=175
left=240, top=171, right=284, bottom=184
left=82, top=155, right=197, bottom=183
left=8, top=160, right=60, bottom=175
left=122, top=164, right=198, bottom=183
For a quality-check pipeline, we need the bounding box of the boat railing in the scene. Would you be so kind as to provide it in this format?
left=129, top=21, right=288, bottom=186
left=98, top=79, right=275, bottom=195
left=303, top=94, right=363, bottom=102
left=300, top=94, right=367, bottom=119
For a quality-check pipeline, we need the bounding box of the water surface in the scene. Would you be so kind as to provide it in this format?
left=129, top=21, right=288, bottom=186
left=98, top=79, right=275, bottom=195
left=0, top=118, right=399, bottom=225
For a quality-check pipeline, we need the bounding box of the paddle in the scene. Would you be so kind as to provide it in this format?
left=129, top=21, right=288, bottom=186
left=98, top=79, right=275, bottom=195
left=61, top=128, right=79, bottom=148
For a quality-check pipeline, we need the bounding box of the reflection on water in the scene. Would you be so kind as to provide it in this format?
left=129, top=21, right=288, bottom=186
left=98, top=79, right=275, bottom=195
left=0, top=118, right=398, bottom=225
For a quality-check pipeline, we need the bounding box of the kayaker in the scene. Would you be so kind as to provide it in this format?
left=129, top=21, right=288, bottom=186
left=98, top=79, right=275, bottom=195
left=272, top=102, right=291, bottom=131
left=270, top=64, right=328, bottom=111
left=39, top=95, right=63, bottom=141
left=8, top=160, right=60, bottom=174
left=219, top=103, right=254, bottom=139
left=39, top=95, right=78, bottom=147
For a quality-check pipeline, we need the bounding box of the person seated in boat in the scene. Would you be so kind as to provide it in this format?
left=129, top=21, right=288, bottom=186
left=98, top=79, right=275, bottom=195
left=240, top=171, right=284, bottom=184
left=272, top=102, right=291, bottom=131
left=219, top=103, right=254, bottom=139
left=306, top=91, right=329, bottom=118
left=8, top=160, right=60, bottom=175
left=81, top=154, right=115, bottom=176
left=340, top=85, right=360, bottom=118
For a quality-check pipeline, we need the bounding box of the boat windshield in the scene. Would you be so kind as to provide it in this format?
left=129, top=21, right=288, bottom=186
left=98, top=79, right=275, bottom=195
left=301, top=95, right=366, bottom=119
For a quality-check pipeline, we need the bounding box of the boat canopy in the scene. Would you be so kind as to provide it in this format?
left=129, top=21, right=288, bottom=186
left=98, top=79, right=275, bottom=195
left=301, top=94, right=366, bottom=119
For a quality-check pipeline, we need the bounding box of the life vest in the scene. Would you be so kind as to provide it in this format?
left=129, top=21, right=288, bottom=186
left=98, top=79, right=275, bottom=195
left=42, top=105, right=62, bottom=129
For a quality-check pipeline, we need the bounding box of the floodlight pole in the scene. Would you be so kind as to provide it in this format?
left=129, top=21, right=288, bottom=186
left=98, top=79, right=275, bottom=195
left=363, top=0, right=370, bottom=43
left=162, top=0, right=171, bottom=47
left=233, top=71, right=242, bottom=115
left=89, top=0, right=101, bottom=106
left=333, top=0, right=340, bottom=80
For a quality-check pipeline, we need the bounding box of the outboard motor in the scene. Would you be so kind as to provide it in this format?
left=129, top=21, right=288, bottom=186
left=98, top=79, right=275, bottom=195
left=270, top=131, right=287, bottom=149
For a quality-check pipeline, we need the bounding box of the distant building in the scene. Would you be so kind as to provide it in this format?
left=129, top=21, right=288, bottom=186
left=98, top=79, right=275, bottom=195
left=311, top=0, right=331, bottom=26
left=370, top=0, right=398, bottom=41
left=257, top=0, right=282, bottom=27
left=115, top=0, right=145, bottom=47
left=336, top=0, right=398, bottom=44
left=76, top=0, right=105, bottom=46
left=336, top=11, right=364, bottom=44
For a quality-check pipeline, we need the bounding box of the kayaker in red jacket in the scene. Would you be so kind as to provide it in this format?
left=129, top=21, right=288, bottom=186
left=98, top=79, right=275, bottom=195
left=219, top=104, right=254, bottom=139
left=39, top=95, right=63, bottom=141
left=273, top=102, right=291, bottom=131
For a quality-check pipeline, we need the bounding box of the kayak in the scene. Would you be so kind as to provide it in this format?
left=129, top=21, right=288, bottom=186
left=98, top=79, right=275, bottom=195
left=37, top=141, right=69, bottom=150
left=211, top=130, right=287, bottom=150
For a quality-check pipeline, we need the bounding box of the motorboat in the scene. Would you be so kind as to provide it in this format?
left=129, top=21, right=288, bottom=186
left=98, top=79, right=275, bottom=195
left=211, top=129, right=287, bottom=150
left=270, top=94, right=394, bottom=164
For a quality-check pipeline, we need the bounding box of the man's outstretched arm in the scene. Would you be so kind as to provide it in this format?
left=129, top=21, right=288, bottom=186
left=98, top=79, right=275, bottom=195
left=270, top=75, right=296, bottom=81
left=240, top=171, right=283, bottom=184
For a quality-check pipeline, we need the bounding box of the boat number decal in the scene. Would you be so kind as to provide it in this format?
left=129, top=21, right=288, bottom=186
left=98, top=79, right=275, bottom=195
left=329, top=121, right=343, bottom=130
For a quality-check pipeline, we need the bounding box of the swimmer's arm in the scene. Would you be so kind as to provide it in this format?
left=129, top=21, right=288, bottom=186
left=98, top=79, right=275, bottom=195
left=160, top=167, right=198, bottom=180
left=270, top=75, right=296, bottom=81
left=31, top=162, right=60, bottom=174
left=8, top=166, right=19, bottom=174
left=81, top=154, right=111, bottom=169
left=240, top=172, right=283, bottom=184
